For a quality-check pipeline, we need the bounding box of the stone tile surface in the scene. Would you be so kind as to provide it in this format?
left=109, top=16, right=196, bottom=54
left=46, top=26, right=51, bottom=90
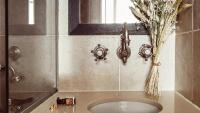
left=59, top=36, right=119, bottom=91
left=175, top=33, right=193, bottom=101
left=193, top=31, right=200, bottom=106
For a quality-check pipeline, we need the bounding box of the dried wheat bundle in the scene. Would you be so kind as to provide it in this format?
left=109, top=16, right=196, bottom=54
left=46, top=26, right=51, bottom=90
left=130, top=0, right=192, bottom=97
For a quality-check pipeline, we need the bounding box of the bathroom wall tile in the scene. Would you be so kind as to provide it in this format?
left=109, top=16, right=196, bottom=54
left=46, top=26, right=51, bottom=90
left=175, top=33, right=193, bottom=101
left=58, top=0, right=175, bottom=92
left=9, top=36, right=57, bottom=92
left=0, top=0, right=5, bottom=35
left=59, top=36, right=119, bottom=91
left=46, top=0, right=57, bottom=36
left=176, top=0, right=192, bottom=34
left=120, top=35, right=151, bottom=91
left=0, top=36, right=6, bottom=110
left=193, top=0, right=200, bottom=30
left=0, top=36, right=5, bottom=63
left=175, top=0, right=200, bottom=108
left=8, top=0, right=56, bottom=35
left=8, top=0, right=28, bottom=25
left=120, top=35, right=175, bottom=91
left=58, top=0, right=68, bottom=35
left=159, top=34, right=175, bottom=91
left=192, top=30, right=200, bottom=107
left=0, top=0, right=5, bottom=109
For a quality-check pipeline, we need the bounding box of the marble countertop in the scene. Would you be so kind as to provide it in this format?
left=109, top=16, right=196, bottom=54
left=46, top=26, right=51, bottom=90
left=31, top=91, right=200, bottom=113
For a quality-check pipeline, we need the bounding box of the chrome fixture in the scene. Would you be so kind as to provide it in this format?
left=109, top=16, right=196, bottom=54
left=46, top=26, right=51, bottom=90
left=1, top=64, right=24, bottom=82
left=136, top=23, right=141, bottom=31
left=91, top=44, right=108, bottom=62
left=9, top=65, right=24, bottom=83
left=139, top=44, right=153, bottom=61
left=117, top=23, right=131, bottom=64
left=9, top=46, right=21, bottom=61
left=0, top=64, right=5, bottom=72
left=8, top=46, right=24, bottom=82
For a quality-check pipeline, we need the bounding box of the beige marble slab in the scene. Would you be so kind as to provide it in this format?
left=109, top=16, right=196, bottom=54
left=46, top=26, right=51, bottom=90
left=31, top=91, right=200, bottom=113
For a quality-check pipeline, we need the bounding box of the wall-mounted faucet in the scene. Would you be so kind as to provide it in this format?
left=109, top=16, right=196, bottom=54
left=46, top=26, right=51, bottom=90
left=117, top=23, right=131, bottom=64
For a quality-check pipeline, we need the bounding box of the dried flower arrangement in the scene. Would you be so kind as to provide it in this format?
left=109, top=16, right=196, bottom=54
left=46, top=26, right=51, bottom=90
left=130, top=0, right=192, bottom=97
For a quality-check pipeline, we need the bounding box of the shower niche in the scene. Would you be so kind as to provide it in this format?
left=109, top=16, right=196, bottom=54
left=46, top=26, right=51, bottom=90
left=8, top=0, right=58, bottom=113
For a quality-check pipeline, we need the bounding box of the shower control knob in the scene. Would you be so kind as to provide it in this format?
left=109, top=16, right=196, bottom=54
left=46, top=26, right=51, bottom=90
left=0, top=64, right=5, bottom=71
left=16, top=105, right=23, bottom=111
left=11, top=73, right=24, bottom=83
left=9, top=46, right=21, bottom=61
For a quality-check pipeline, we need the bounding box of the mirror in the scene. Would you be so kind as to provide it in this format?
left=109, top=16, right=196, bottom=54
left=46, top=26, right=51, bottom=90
left=69, top=0, right=148, bottom=35
left=9, top=0, right=47, bottom=35
left=80, top=0, right=139, bottom=24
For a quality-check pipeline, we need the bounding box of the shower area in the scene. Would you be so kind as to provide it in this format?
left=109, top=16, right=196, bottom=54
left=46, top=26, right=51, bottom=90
left=0, top=0, right=58, bottom=113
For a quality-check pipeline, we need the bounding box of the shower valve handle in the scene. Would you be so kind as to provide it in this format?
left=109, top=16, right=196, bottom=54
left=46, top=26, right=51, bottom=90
left=0, top=64, right=6, bottom=72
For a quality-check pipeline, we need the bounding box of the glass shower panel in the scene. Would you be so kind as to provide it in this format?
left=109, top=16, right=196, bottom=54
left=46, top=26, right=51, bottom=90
left=0, top=0, right=7, bottom=112
left=8, top=0, right=57, bottom=113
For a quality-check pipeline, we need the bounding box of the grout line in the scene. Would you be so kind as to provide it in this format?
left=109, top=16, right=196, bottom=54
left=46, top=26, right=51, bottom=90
left=9, top=91, right=51, bottom=93
left=58, top=90, right=174, bottom=92
left=117, top=37, right=121, bottom=91
left=192, top=32, right=194, bottom=100
left=191, top=0, right=194, bottom=101
left=58, top=90, right=120, bottom=92
left=192, top=0, right=194, bottom=31
left=176, top=29, right=200, bottom=36
left=7, top=35, right=58, bottom=36
left=118, top=59, right=121, bottom=91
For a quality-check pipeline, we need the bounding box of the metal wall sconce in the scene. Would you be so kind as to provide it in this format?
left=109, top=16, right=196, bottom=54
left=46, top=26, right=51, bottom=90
left=91, top=44, right=108, bottom=62
left=139, top=44, right=153, bottom=61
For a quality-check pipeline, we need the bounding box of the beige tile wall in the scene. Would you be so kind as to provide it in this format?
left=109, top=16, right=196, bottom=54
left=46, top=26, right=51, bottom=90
left=176, top=0, right=200, bottom=107
left=58, top=0, right=175, bottom=92
left=59, top=36, right=119, bottom=91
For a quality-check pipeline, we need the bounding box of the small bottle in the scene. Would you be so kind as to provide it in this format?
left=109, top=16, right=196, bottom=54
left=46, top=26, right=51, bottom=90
left=57, top=97, right=76, bottom=106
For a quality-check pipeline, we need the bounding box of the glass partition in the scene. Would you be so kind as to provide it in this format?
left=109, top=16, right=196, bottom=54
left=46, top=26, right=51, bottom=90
left=8, top=0, right=58, bottom=112
left=0, top=0, right=7, bottom=112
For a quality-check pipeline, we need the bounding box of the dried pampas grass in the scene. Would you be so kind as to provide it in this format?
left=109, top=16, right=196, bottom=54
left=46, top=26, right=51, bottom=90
left=130, top=0, right=192, bottom=97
